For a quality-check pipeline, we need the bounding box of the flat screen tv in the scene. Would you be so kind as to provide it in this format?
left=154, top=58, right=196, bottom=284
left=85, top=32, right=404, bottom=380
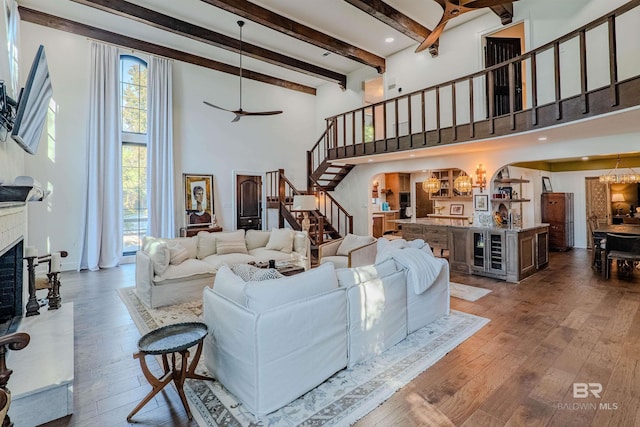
left=11, top=45, right=53, bottom=155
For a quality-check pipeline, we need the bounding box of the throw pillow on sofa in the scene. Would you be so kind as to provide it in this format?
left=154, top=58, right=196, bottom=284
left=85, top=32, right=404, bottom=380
left=145, top=238, right=170, bottom=275
left=265, top=228, right=294, bottom=253
left=168, top=243, right=190, bottom=265
left=230, top=263, right=283, bottom=281
left=336, top=234, right=375, bottom=256
left=244, top=263, right=338, bottom=312
left=197, top=231, right=218, bottom=259
left=216, top=230, right=248, bottom=255
left=245, top=229, right=271, bottom=250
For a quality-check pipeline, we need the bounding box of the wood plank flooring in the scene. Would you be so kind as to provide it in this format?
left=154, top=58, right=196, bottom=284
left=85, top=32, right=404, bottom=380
left=36, top=249, right=640, bottom=426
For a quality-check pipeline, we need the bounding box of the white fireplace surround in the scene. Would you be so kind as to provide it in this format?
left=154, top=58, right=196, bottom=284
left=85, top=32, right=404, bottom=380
left=0, top=205, right=25, bottom=256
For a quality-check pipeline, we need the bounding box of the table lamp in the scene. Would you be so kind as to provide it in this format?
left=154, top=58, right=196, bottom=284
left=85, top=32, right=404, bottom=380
left=292, top=195, right=317, bottom=231
left=612, top=193, right=625, bottom=215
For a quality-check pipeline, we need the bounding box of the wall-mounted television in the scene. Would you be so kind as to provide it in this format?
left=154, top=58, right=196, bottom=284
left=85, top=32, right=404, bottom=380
left=11, top=45, right=53, bottom=155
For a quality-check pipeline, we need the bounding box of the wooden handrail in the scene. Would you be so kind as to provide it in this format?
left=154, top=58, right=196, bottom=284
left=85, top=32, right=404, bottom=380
left=309, top=175, right=352, bottom=238
left=318, top=0, right=640, bottom=157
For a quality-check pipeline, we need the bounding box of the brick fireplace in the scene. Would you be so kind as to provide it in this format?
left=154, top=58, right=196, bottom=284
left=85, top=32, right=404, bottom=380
left=0, top=205, right=26, bottom=334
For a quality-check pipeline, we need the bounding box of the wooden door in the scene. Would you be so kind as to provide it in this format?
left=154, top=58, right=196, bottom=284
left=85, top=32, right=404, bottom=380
left=236, top=175, right=262, bottom=230
left=585, top=177, right=609, bottom=248
left=415, top=182, right=433, bottom=218
left=486, top=37, right=522, bottom=116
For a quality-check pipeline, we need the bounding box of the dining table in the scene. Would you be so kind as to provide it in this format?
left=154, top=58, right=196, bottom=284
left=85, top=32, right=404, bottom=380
left=592, top=224, right=640, bottom=272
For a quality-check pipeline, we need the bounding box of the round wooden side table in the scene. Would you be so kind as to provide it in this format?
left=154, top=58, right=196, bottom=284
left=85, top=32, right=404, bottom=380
left=126, top=322, right=214, bottom=421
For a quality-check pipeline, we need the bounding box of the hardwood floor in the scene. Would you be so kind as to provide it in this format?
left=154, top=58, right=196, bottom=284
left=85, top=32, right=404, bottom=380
left=37, top=249, right=640, bottom=426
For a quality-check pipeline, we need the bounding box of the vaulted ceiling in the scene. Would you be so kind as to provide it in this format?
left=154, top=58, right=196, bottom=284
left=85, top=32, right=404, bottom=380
left=17, top=0, right=514, bottom=94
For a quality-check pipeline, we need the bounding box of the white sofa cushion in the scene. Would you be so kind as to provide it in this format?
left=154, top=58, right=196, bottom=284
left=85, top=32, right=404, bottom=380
left=213, top=265, right=246, bottom=304
left=336, top=258, right=399, bottom=288
left=337, top=234, right=375, bottom=256
left=216, top=230, right=248, bottom=255
left=320, top=256, right=348, bottom=269
left=247, top=248, right=296, bottom=263
left=154, top=258, right=216, bottom=281
left=246, top=230, right=271, bottom=250
left=168, top=243, right=190, bottom=265
left=197, top=231, right=218, bottom=259
left=168, top=236, right=198, bottom=259
left=244, top=263, right=338, bottom=312
left=145, top=239, right=170, bottom=275
left=293, top=232, right=308, bottom=254
left=202, top=253, right=256, bottom=271
left=265, top=228, right=294, bottom=253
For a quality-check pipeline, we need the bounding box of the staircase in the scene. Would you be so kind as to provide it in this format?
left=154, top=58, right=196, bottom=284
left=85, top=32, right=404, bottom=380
left=265, top=170, right=352, bottom=252
left=307, top=119, right=355, bottom=192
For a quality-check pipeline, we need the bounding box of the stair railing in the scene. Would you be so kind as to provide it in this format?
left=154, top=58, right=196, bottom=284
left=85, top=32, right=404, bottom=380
left=309, top=175, right=353, bottom=238
left=318, top=0, right=640, bottom=158
left=307, top=118, right=337, bottom=189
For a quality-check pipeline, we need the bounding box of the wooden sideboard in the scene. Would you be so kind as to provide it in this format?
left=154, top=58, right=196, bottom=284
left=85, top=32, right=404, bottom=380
left=179, top=226, right=223, bottom=237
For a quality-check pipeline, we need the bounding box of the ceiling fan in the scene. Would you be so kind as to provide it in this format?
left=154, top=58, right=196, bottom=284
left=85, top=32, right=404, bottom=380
left=415, top=0, right=517, bottom=53
left=203, top=21, right=282, bottom=122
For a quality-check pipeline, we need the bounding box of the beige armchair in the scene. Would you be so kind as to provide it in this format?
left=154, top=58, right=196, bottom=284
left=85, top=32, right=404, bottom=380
left=318, top=234, right=377, bottom=268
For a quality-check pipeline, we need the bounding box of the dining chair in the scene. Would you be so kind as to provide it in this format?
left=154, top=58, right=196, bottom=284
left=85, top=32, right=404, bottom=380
left=604, top=233, right=640, bottom=279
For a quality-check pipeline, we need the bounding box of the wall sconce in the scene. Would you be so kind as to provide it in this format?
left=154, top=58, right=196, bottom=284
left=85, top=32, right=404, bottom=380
left=475, top=164, right=487, bottom=192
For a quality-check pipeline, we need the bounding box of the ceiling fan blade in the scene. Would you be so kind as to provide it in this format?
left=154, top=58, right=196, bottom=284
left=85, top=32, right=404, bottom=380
left=415, top=21, right=447, bottom=53
left=460, top=0, right=516, bottom=9
left=231, top=114, right=242, bottom=122
left=240, top=110, right=283, bottom=116
left=203, top=101, right=233, bottom=112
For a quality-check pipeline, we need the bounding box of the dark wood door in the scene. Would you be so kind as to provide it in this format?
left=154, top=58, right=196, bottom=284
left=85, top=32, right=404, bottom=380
left=236, top=175, right=262, bottom=230
left=415, top=182, right=433, bottom=218
left=486, top=37, right=522, bottom=116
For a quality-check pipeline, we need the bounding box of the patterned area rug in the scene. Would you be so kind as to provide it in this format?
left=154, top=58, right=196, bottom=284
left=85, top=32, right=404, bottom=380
left=118, top=286, right=489, bottom=426
left=449, top=282, right=492, bottom=302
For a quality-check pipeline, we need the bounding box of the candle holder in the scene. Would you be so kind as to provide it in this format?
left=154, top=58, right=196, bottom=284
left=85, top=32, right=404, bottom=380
left=24, top=255, right=40, bottom=317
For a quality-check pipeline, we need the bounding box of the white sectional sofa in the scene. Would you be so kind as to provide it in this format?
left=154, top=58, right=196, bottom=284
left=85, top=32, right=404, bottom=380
left=202, top=241, right=449, bottom=417
left=135, top=228, right=310, bottom=308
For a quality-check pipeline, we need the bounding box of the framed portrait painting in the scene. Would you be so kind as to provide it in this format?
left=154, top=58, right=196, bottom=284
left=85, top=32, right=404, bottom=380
left=542, top=176, right=553, bottom=192
left=184, top=173, right=214, bottom=227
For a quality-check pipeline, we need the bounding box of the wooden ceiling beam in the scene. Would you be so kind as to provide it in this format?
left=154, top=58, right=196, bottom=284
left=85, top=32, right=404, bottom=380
left=199, top=0, right=386, bottom=73
left=18, top=7, right=316, bottom=95
left=343, top=0, right=439, bottom=57
left=490, top=3, right=514, bottom=25
left=70, top=0, right=346, bottom=88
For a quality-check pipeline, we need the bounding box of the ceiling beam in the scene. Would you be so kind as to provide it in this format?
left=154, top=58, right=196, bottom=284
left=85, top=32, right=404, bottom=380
left=70, top=0, right=346, bottom=88
left=490, top=4, right=514, bottom=25
left=343, top=0, right=439, bottom=57
left=18, top=7, right=316, bottom=95
left=199, top=0, right=386, bottom=73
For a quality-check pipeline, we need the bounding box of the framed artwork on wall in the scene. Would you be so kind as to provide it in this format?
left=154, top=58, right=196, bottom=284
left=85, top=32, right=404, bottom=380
left=450, top=204, right=464, bottom=215
left=474, top=194, right=489, bottom=211
left=542, top=176, right=553, bottom=192
left=184, top=173, right=214, bottom=227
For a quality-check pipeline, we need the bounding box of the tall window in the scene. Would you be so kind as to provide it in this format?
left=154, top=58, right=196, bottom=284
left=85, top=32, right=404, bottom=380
left=120, top=55, right=148, bottom=255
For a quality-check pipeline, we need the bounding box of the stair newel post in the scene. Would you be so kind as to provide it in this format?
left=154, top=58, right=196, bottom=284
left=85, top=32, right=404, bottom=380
left=278, top=169, right=286, bottom=229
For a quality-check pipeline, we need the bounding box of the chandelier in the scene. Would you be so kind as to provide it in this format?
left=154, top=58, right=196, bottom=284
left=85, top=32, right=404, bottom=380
left=598, top=156, right=640, bottom=184
left=422, top=174, right=441, bottom=193
left=453, top=172, right=473, bottom=194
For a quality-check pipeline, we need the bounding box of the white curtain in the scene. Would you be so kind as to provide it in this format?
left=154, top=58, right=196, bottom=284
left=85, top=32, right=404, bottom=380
left=7, top=0, right=20, bottom=98
left=79, top=42, right=122, bottom=271
left=147, top=56, right=175, bottom=237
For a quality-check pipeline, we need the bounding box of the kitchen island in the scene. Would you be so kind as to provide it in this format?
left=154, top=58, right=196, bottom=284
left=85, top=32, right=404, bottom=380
left=394, top=218, right=549, bottom=283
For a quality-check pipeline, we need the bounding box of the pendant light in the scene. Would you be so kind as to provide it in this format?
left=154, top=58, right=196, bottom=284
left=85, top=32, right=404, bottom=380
left=453, top=172, right=473, bottom=194
left=422, top=172, right=441, bottom=193
left=598, top=155, right=640, bottom=184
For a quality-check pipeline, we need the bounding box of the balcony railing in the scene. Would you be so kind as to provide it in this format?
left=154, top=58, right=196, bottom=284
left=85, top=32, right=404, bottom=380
left=316, top=0, right=640, bottom=163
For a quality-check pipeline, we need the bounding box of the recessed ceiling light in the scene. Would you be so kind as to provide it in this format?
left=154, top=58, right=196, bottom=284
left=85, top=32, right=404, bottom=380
left=368, top=159, right=373, bottom=162
left=385, top=37, right=394, bottom=43
left=582, top=156, right=589, bottom=161
left=421, top=169, right=427, bottom=173
left=409, top=154, right=415, bottom=157
left=538, top=137, right=547, bottom=141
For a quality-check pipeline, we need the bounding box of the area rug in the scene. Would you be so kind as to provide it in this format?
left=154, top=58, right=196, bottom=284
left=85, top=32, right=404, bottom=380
left=449, top=282, right=492, bottom=302
left=118, top=286, right=489, bottom=426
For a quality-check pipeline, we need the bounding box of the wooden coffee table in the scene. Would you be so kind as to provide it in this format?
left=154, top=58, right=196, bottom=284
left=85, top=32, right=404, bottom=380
left=252, top=260, right=305, bottom=276
left=126, top=322, right=214, bottom=421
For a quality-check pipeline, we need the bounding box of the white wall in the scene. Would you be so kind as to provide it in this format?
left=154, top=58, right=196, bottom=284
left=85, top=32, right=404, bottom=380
left=19, top=22, right=316, bottom=270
